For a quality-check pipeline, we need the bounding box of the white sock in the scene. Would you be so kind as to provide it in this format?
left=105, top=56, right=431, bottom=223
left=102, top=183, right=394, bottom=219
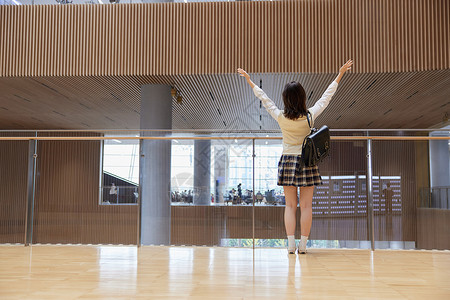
left=287, top=235, right=296, bottom=249
left=298, top=235, right=308, bottom=252
left=300, top=235, right=308, bottom=248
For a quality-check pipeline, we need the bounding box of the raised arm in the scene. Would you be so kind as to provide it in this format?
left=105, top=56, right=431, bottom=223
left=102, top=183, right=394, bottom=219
left=309, top=59, right=353, bottom=119
left=237, top=68, right=282, bottom=120
left=334, top=59, right=353, bottom=84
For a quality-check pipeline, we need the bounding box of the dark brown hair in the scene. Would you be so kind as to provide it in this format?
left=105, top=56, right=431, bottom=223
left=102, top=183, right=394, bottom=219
left=282, top=81, right=307, bottom=120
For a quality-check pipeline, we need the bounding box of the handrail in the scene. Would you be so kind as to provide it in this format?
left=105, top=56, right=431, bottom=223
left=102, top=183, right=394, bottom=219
left=0, top=128, right=447, bottom=133
left=0, top=136, right=448, bottom=141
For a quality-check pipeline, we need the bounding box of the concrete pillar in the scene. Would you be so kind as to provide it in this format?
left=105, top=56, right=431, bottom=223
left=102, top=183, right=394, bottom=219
left=140, top=84, right=172, bottom=245
left=193, top=139, right=211, bottom=205
left=214, top=145, right=227, bottom=204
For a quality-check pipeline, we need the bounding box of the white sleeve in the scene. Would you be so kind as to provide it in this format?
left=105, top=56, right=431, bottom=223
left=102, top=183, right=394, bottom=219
left=252, top=85, right=282, bottom=121
left=309, top=80, right=338, bottom=120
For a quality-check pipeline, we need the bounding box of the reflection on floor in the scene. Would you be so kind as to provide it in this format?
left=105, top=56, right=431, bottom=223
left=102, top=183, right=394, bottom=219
left=0, top=245, right=450, bottom=299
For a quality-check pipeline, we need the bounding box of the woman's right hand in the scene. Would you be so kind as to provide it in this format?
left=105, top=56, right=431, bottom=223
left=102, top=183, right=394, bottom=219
left=339, top=59, right=353, bottom=74
left=237, top=68, right=256, bottom=88
left=237, top=68, right=250, bottom=79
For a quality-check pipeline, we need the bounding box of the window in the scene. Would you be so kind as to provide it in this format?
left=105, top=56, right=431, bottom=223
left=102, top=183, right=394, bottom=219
left=100, top=138, right=139, bottom=205
left=171, top=141, right=194, bottom=204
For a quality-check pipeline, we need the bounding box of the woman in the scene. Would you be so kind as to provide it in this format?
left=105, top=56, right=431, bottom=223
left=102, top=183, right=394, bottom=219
left=237, top=60, right=353, bottom=254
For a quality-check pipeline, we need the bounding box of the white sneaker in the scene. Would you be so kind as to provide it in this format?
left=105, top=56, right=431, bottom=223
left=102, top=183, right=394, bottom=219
left=298, top=239, right=307, bottom=254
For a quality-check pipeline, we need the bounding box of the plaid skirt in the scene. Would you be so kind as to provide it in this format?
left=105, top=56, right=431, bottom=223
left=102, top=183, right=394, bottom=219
left=277, top=155, right=322, bottom=187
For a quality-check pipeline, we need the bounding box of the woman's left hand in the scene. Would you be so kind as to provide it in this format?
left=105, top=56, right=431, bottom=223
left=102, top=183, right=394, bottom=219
left=339, top=60, right=353, bottom=74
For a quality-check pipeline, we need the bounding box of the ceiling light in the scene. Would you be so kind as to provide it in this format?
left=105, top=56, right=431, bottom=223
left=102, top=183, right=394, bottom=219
left=171, top=87, right=177, bottom=97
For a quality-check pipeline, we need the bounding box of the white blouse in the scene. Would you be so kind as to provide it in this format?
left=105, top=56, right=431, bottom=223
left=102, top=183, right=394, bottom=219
left=253, top=80, right=338, bottom=155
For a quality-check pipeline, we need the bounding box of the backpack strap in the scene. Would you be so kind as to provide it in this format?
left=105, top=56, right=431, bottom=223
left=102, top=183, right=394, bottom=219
left=306, top=111, right=313, bottom=129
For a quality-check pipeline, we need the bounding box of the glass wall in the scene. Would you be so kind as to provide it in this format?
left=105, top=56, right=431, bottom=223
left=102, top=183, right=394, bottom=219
left=0, top=130, right=449, bottom=250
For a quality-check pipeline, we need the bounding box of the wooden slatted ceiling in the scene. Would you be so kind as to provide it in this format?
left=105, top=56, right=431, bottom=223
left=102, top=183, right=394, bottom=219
left=0, top=0, right=449, bottom=77
left=0, top=70, right=448, bottom=130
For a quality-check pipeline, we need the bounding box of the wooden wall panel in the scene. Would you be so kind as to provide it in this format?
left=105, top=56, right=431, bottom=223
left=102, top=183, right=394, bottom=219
left=0, top=0, right=448, bottom=77
left=0, top=140, right=28, bottom=243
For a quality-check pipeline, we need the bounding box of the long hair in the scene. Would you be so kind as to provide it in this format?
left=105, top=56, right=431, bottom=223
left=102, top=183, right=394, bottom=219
left=282, top=81, right=307, bottom=120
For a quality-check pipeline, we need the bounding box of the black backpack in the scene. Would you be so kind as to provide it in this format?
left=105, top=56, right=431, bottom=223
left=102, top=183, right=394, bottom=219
left=301, top=111, right=331, bottom=167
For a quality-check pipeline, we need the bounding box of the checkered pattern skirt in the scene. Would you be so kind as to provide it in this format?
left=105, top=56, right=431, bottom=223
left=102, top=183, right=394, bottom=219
left=277, top=155, right=322, bottom=187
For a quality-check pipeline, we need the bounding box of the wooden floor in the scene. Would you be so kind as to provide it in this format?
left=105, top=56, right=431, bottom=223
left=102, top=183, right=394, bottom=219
left=1, top=245, right=450, bottom=299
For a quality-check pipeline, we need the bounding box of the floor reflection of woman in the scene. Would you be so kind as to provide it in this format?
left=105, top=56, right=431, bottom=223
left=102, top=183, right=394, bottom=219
left=238, top=60, right=353, bottom=254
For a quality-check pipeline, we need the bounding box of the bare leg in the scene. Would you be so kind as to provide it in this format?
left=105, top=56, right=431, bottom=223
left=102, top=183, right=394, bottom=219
left=283, top=186, right=298, bottom=236
left=299, top=186, right=314, bottom=236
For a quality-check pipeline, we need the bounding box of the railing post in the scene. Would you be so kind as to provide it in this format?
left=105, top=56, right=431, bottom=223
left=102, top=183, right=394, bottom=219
left=366, top=138, right=375, bottom=250
left=447, top=188, right=449, bottom=209
left=25, top=137, right=38, bottom=246
left=252, top=138, right=256, bottom=251
left=137, top=137, right=143, bottom=247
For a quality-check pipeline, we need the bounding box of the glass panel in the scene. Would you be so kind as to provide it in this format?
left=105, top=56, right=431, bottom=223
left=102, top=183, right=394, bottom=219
left=1, top=129, right=449, bottom=250
left=410, top=129, right=449, bottom=250
left=32, top=134, right=138, bottom=245
left=372, top=140, right=429, bottom=249
left=253, top=139, right=369, bottom=250
left=218, top=138, right=253, bottom=247
left=0, top=140, right=29, bottom=244
left=170, top=138, right=254, bottom=247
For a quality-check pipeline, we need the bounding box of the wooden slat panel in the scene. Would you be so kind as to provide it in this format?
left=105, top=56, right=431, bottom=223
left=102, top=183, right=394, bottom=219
left=0, top=69, right=448, bottom=130
left=0, top=0, right=449, bottom=77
